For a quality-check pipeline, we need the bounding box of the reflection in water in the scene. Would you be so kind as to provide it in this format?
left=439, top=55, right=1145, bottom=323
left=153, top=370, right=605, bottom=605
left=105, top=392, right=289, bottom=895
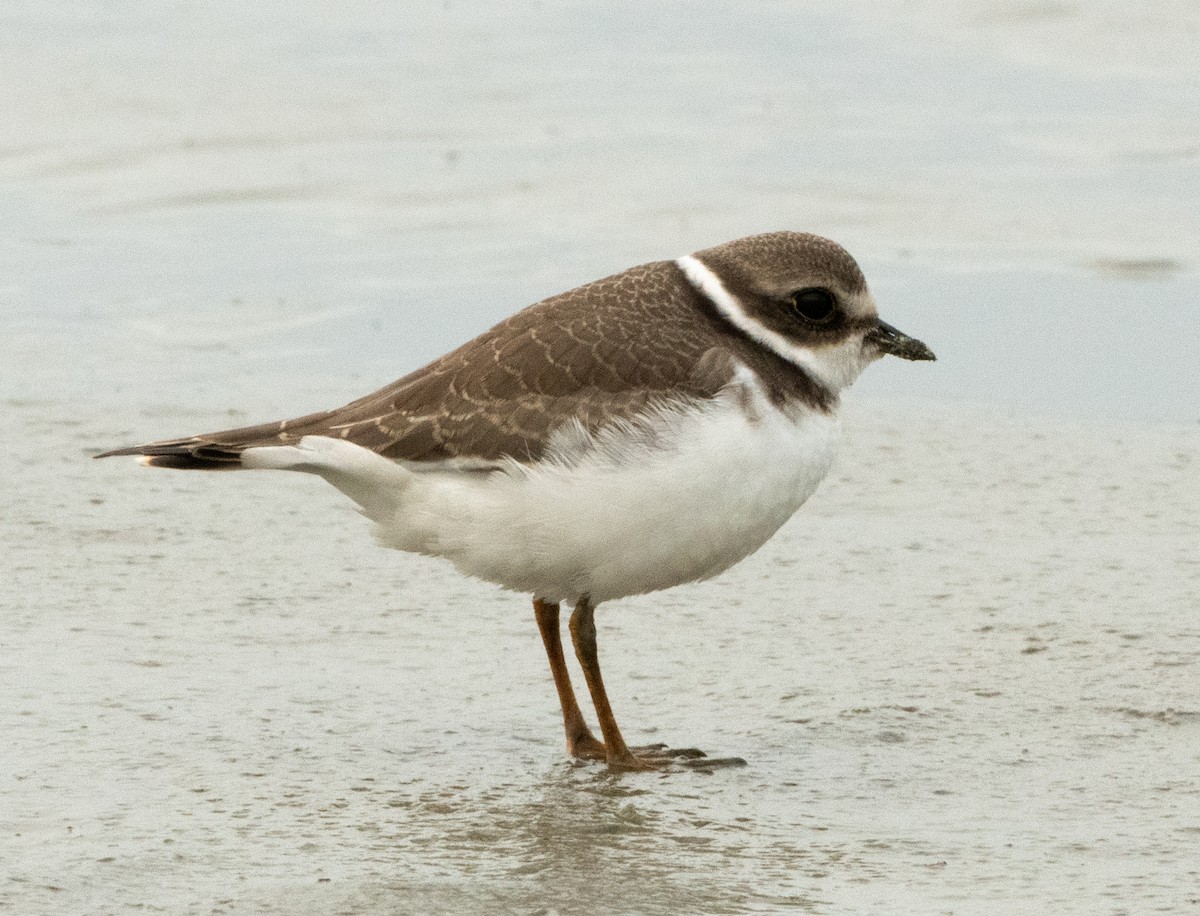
left=334, top=767, right=829, bottom=914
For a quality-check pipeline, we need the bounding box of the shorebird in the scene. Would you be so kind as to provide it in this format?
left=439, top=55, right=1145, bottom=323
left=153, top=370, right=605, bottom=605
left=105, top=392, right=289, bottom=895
left=98, top=231, right=934, bottom=770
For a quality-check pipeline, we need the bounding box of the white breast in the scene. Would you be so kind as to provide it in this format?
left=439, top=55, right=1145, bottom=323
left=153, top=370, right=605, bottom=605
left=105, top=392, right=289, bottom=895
left=364, top=375, right=841, bottom=604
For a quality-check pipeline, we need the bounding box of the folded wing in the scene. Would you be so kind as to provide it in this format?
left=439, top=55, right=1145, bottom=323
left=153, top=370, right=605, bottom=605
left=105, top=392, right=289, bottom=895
left=97, top=261, right=738, bottom=470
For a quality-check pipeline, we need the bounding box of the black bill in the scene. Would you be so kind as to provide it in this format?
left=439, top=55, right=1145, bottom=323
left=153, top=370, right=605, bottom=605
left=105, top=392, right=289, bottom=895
left=869, top=320, right=936, bottom=361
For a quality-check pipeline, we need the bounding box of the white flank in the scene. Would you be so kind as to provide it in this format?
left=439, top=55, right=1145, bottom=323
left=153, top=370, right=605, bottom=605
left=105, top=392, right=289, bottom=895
left=675, top=254, right=875, bottom=392
left=240, top=436, right=414, bottom=519
left=241, top=375, right=841, bottom=605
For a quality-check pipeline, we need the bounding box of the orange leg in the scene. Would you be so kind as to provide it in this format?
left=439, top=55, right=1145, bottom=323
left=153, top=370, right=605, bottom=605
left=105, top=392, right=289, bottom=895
left=533, top=598, right=606, bottom=760
left=567, top=595, right=653, bottom=771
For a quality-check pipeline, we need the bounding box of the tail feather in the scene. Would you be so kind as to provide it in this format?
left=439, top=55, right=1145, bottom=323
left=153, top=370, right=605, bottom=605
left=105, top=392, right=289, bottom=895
left=144, top=451, right=242, bottom=471
left=95, top=410, right=336, bottom=470
left=98, top=416, right=417, bottom=520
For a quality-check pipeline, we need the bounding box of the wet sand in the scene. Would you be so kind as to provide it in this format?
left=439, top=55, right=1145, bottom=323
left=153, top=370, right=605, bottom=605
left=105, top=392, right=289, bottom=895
left=4, top=394, right=1197, bottom=914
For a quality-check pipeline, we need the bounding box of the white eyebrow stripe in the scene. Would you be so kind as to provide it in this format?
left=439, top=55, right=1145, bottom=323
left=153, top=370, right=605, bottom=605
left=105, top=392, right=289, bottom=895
left=675, top=254, right=819, bottom=375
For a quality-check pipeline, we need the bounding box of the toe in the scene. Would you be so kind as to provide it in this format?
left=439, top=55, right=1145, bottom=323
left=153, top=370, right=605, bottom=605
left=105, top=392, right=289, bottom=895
left=679, top=755, right=747, bottom=769
left=640, top=746, right=708, bottom=760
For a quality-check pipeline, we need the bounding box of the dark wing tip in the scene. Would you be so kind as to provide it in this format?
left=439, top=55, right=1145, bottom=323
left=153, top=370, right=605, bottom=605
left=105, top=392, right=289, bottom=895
left=94, top=446, right=147, bottom=459
left=93, top=439, right=245, bottom=470
left=94, top=439, right=204, bottom=460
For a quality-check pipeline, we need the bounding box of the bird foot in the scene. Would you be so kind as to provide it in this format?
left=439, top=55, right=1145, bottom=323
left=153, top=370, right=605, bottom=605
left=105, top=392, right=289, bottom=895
left=634, top=743, right=708, bottom=759
left=567, top=732, right=609, bottom=761
left=569, top=735, right=745, bottom=770
left=608, top=748, right=748, bottom=772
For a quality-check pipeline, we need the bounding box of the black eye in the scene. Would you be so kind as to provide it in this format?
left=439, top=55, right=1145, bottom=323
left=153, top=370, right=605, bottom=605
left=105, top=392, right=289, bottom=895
left=789, top=288, right=837, bottom=324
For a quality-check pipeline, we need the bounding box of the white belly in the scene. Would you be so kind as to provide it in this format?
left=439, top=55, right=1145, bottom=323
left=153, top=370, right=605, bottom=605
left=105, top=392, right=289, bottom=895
left=370, top=390, right=841, bottom=604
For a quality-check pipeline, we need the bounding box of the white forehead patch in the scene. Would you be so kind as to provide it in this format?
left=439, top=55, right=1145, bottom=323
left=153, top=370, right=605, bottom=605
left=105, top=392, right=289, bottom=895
left=675, top=255, right=875, bottom=393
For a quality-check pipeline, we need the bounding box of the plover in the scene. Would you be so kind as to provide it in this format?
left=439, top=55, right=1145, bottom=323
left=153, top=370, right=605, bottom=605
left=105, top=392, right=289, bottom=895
left=98, top=231, right=934, bottom=771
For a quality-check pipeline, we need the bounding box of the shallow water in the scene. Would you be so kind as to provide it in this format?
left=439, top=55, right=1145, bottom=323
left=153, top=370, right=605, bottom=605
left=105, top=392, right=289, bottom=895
left=3, top=2, right=1199, bottom=914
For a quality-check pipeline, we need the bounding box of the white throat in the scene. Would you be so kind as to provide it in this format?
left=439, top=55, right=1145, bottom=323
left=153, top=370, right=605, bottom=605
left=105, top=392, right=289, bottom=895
left=675, top=254, right=873, bottom=393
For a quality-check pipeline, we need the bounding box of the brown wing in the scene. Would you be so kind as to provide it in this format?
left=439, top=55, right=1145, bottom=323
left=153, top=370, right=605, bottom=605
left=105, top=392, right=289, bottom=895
left=96, top=260, right=739, bottom=469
